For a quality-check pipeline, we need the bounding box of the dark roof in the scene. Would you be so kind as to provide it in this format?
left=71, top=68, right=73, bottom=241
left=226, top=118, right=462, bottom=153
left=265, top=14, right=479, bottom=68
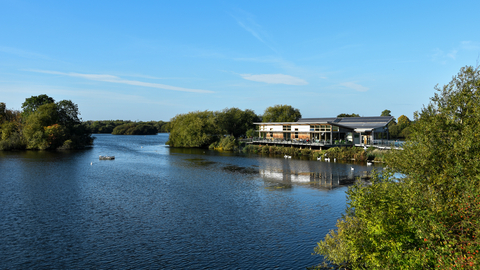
left=297, top=116, right=394, bottom=130
left=334, top=116, right=394, bottom=130
left=255, top=116, right=394, bottom=131
left=296, top=117, right=337, bottom=123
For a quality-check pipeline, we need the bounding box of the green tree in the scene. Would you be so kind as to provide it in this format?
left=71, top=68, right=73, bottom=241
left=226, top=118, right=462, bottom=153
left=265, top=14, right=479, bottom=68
left=262, top=105, right=301, bottom=122
left=217, top=108, right=259, bottom=137
left=337, top=113, right=360, bottom=117
left=23, top=103, right=59, bottom=149
left=380, top=109, right=392, bottom=116
left=397, top=114, right=411, bottom=126
left=21, top=94, right=55, bottom=119
left=0, top=102, right=5, bottom=122
left=314, top=65, right=480, bottom=269
left=57, top=99, right=81, bottom=128
left=166, top=110, right=219, bottom=148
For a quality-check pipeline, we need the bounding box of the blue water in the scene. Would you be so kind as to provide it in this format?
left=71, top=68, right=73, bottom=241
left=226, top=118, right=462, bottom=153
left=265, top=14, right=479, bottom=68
left=0, top=134, right=378, bottom=269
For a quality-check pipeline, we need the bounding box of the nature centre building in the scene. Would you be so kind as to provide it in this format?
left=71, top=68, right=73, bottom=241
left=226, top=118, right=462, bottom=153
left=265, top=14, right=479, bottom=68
left=253, top=116, right=395, bottom=148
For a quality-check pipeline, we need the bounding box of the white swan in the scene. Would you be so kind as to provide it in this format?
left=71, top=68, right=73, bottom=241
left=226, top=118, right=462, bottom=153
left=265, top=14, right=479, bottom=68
left=334, top=158, right=336, bottom=162
left=367, top=161, right=372, bottom=166
left=351, top=167, right=354, bottom=171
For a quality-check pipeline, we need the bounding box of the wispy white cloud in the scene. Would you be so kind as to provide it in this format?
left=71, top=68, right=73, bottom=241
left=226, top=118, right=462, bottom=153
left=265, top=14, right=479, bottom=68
left=432, top=41, right=480, bottom=64
left=27, top=70, right=214, bottom=94
left=340, top=82, right=369, bottom=92
left=231, top=10, right=278, bottom=53
left=461, top=41, right=480, bottom=50
left=432, top=48, right=452, bottom=64
left=0, top=46, right=50, bottom=60
left=240, top=74, right=308, bottom=85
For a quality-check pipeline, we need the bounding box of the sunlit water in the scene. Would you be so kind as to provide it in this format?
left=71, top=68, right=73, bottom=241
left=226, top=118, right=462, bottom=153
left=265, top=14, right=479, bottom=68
left=0, top=134, right=380, bottom=269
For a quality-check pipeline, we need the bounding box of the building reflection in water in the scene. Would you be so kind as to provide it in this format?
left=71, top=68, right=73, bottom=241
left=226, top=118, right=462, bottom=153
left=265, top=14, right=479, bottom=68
left=258, top=158, right=375, bottom=190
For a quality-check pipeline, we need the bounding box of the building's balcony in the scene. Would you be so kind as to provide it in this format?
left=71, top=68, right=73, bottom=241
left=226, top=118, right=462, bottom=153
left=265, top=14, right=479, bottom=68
left=243, top=138, right=353, bottom=147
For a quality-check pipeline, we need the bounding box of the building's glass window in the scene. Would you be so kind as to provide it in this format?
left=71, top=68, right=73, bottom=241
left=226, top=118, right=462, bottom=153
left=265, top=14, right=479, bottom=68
left=295, top=132, right=298, bottom=138
left=321, top=125, right=331, bottom=132
left=333, top=126, right=339, bottom=132
left=283, top=125, right=291, bottom=131
left=311, top=125, right=322, bottom=131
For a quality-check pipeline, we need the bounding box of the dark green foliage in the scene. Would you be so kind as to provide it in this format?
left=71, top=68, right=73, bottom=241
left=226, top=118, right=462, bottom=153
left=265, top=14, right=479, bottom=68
left=0, top=95, right=93, bottom=150
left=84, top=120, right=132, bottom=133
left=337, top=113, right=360, bottom=117
left=380, top=109, right=391, bottom=116
left=389, top=114, right=413, bottom=139
left=112, top=122, right=158, bottom=135
left=314, top=65, right=480, bottom=269
left=167, top=108, right=260, bottom=148
left=167, top=110, right=219, bottom=148
left=216, top=108, right=260, bottom=137
left=209, top=135, right=238, bottom=151
left=56, top=100, right=81, bottom=128
left=246, top=128, right=256, bottom=138
left=85, top=120, right=168, bottom=134
left=262, top=104, right=301, bottom=122
left=21, top=94, right=55, bottom=119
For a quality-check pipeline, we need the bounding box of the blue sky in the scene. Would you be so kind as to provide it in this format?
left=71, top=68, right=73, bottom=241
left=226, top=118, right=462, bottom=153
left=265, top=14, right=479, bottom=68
left=1, top=1, right=479, bottom=121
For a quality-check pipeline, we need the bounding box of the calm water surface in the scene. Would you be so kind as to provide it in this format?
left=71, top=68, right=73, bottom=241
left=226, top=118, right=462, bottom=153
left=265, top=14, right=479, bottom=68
left=0, top=134, right=379, bottom=269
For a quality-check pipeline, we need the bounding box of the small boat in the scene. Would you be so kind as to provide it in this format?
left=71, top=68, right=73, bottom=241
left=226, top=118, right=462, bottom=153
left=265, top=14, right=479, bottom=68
left=99, top=155, right=115, bottom=160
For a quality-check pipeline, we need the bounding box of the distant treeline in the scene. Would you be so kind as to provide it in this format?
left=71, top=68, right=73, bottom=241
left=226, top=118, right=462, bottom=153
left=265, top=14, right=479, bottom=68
left=84, top=120, right=168, bottom=135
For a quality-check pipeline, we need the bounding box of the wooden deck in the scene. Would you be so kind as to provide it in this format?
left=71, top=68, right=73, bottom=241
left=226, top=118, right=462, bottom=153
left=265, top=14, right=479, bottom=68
left=243, top=138, right=404, bottom=150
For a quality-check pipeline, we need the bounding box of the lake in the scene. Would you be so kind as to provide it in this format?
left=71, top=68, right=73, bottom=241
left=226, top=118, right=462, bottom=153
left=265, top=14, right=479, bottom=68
left=0, top=134, right=379, bottom=269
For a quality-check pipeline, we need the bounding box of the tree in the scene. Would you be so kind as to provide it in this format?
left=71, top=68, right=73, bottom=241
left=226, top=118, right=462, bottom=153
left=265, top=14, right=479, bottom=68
left=262, top=105, right=301, bottom=122
left=380, top=109, right=391, bottom=116
left=337, top=113, right=360, bottom=117
left=57, top=100, right=81, bottom=128
left=0, top=102, right=5, bottom=120
left=23, top=103, right=59, bottom=149
left=21, top=94, right=55, bottom=119
left=397, top=114, right=411, bottom=126
left=1, top=96, right=92, bottom=150
left=166, top=110, right=220, bottom=148
left=216, top=108, right=260, bottom=137
left=314, top=65, right=480, bottom=269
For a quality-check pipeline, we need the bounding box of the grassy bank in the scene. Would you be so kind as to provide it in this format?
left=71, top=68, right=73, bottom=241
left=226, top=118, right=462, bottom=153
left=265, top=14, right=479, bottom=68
left=209, top=136, right=390, bottom=162
left=242, top=144, right=389, bottom=162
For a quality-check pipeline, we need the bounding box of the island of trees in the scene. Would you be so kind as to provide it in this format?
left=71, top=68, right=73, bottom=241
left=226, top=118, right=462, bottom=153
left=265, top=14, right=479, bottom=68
left=0, top=94, right=93, bottom=150
left=84, top=120, right=168, bottom=135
